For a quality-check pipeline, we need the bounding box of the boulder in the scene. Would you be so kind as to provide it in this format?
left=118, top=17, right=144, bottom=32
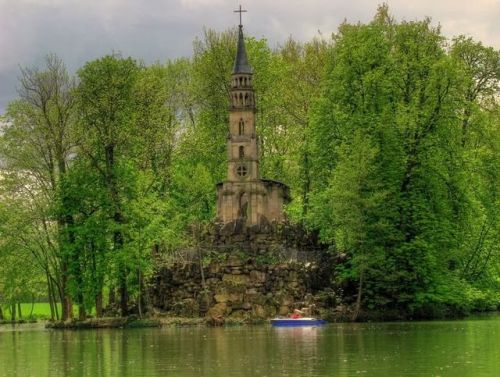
left=279, top=305, right=290, bottom=316
left=265, top=305, right=277, bottom=318
left=229, top=310, right=248, bottom=320
left=197, top=292, right=212, bottom=314
left=245, top=291, right=266, bottom=305
left=288, top=281, right=299, bottom=289
left=249, top=270, right=266, bottom=283
left=277, top=293, right=294, bottom=307
left=226, top=255, right=244, bottom=267
left=206, top=278, right=219, bottom=287
left=172, top=298, right=199, bottom=317
left=288, top=271, right=299, bottom=282
left=214, top=292, right=229, bottom=303
left=228, top=292, right=244, bottom=304
left=252, top=304, right=266, bottom=319
left=246, top=288, right=257, bottom=295
left=222, top=274, right=249, bottom=286
left=207, top=302, right=230, bottom=318
left=209, top=263, right=221, bottom=274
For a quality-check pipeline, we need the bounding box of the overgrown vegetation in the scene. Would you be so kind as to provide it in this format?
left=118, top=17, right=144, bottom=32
left=1, top=5, right=498, bottom=321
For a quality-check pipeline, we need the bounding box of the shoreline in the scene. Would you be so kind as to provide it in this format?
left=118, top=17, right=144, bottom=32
left=2, top=310, right=498, bottom=330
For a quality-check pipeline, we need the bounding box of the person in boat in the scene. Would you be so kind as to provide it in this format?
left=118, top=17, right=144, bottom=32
left=290, top=309, right=303, bottom=319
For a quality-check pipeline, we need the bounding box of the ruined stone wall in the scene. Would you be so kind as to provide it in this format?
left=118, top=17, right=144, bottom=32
left=149, top=254, right=321, bottom=321
left=149, top=222, right=334, bottom=322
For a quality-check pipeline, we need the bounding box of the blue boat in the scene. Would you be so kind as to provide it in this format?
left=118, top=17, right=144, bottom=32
left=271, top=317, right=327, bottom=327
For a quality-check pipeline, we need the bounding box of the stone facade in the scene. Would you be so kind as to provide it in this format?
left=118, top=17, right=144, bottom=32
left=216, top=180, right=290, bottom=227
left=150, top=254, right=320, bottom=322
left=148, top=223, right=334, bottom=322
left=216, top=24, right=290, bottom=227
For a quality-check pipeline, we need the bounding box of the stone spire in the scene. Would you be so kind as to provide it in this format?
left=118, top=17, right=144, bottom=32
left=216, top=6, right=290, bottom=227
left=233, top=25, right=253, bottom=74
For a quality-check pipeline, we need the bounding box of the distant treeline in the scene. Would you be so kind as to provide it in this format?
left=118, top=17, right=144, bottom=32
left=0, top=5, right=498, bottom=320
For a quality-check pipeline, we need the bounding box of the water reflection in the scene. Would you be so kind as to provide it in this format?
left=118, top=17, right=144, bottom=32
left=1, top=316, right=499, bottom=377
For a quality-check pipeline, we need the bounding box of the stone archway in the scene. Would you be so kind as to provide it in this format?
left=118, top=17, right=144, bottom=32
left=238, top=192, right=248, bottom=219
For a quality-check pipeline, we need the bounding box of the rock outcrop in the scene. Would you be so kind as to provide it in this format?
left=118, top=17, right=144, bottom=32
left=150, top=253, right=325, bottom=321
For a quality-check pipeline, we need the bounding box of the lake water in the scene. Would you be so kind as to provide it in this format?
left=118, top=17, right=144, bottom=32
left=1, top=315, right=499, bottom=376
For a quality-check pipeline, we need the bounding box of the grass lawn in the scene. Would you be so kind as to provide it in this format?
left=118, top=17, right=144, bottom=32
left=2, top=303, right=92, bottom=320
left=1, top=303, right=57, bottom=319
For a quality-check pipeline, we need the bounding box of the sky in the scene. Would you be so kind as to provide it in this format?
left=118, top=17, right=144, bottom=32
left=0, top=0, right=499, bottom=114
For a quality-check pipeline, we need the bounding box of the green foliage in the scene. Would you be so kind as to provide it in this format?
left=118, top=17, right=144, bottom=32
left=0, top=7, right=498, bottom=319
left=308, top=8, right=499, bottom=317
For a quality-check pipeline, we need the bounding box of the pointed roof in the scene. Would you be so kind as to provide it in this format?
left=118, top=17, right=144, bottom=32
left=233, top=25, right=253, bottom=74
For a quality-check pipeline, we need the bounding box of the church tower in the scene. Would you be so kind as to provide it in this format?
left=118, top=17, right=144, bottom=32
left=216, top=14, right=290, bottom=227
left=227, top=25, right=258, bottom=182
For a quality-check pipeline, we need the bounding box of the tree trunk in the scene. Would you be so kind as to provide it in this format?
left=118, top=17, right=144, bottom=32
left=0, top=306, right=3, bottom=320
left=198, top=248, right=206, bottom=290
left=137, top=269, right=143, bottom=318
left=52, top=286, right=60, bottom=320
left=105, top=142, right=129, bottom=318
left=61, top=292, right=72, bottom=321
left=300, top=149, right=311, bottom=218
left=58, top=147, right=76, bottom=322
left=17, top=303, right=22, bottom=320
left=114, top=218, right=128, bottom=317
left=95, top=290, right=103, bottom=318
left=109, top=286, right=116, bottom=307
left=352, top=270, right=364, bottom=322
left=11, top=303, right=16, bottom=321
left=45, top=271, right=55, bottom=321
left=119, top=275, right=128, bottom=317
left=78, top=305, right=86, bottom=321
left=29, top=296, right=35, bottom=319
left=114, top=222, right=128, bottom=317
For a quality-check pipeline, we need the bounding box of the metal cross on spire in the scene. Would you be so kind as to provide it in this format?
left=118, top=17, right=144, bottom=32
left=234, top=5, right=247, bottom=26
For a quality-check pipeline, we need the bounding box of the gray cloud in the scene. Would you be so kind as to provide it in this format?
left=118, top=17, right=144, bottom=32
left=1, top=0, right=499, bottom=114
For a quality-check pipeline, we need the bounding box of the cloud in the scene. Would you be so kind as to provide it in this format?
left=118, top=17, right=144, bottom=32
left=0, top=0, right=499, bottom=113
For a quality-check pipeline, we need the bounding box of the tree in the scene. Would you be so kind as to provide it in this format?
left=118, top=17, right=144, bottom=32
left=450, top=37, right=500, bottom=289
left=0, top=54, right=76, bottom=320
left=307, top=7, right=498, bottom=317
left=75, top=54, right=140, bottom=316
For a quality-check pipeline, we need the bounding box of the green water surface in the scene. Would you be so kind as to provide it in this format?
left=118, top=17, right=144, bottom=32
left=1, top=315, right=499, bottom=376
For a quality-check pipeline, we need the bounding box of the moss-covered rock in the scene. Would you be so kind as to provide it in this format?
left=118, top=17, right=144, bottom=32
left=265, top=305, right=277, bottom=318
left=207, top=302, right=230, bottom=318
left=249, top=270, right=266, bottom=283
left=149, top=244, right=333, bottom=321
left=222, top=273, right=249, bottom=286
left=214, top=290, right=229, bottom=303
left=252, top=305, right=266, bottom=319
left=245, top=291, right=266, bottom=305
left=228, top=310, right=249, bottom=320
left=226, top=255, right=244, bottom=267
left=279, top=305, right=290, bottom=316
left=172, top=298, right=199, bottom=317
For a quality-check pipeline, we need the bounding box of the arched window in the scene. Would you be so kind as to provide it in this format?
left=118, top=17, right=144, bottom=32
left=239, top=192, right=248, bottom=218
left=239, top=119, right=244, bottom=135
left=239, top=145, right=244, bottom=158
